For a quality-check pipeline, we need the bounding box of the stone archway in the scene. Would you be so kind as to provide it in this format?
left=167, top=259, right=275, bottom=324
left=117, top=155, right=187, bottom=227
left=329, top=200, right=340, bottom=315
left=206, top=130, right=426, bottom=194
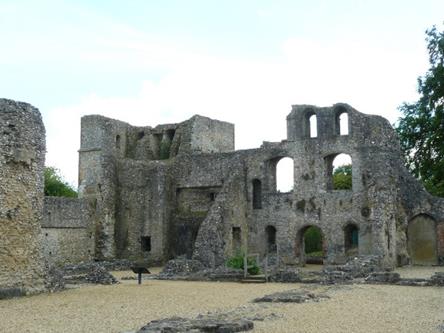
left=408, top=214, right=438, bottom=265
left=296, top=225, right=325, bottom=265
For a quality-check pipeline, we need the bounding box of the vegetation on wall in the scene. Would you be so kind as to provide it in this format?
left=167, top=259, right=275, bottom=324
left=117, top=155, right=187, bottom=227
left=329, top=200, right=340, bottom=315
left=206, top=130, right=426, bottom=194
left=44, top=167, right=77, bottom=198
left=396, top=24, right=444, bottom=197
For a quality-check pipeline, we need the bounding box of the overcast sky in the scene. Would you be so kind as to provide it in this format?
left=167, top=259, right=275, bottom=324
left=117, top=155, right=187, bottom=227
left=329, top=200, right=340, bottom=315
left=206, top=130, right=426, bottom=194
left=1, top=0, right=443, bottom=186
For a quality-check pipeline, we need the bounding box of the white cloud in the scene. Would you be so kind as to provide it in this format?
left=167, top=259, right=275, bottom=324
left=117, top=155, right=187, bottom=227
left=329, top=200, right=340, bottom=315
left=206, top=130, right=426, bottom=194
left=43, top=22, right=429, bottom=186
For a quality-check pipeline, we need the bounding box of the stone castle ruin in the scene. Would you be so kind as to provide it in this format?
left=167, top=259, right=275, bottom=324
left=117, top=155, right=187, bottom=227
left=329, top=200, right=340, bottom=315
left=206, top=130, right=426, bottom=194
left=1, top=98, right=444, bottom=295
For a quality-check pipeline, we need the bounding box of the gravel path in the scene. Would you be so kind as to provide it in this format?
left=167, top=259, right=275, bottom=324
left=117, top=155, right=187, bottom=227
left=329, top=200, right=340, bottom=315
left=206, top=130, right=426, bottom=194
left=395, top=265, right=444, bottom=279
left=0, top=267, right=443, bottom=333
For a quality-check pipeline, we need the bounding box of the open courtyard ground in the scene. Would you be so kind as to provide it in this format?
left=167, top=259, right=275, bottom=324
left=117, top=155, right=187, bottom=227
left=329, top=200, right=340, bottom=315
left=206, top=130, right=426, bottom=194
left=1, top=266, right=444, bottom=333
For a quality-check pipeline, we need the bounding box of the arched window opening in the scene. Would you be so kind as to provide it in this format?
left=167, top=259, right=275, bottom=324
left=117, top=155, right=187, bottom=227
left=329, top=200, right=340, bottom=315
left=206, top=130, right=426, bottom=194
left=252, top=179, right=262, bottom=209
left=334, top=106, right=349, bottom=136
left=325, top=153, right=352, bottom=191
left=115, top=135, right=121, bottom=150
left=303, top=109, right=317, bottom=138
left=265, top=225, right=277, bottom=253
left=276, top=157, right=294, bottom=192
left=309, top=114, right=317, bottom=138
left=339, top=112, right=349, bottom=135
left=344, top=224, right=359, bottom=256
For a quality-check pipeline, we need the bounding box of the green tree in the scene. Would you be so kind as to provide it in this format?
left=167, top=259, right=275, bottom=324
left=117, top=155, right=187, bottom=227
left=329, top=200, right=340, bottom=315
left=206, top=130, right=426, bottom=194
left=44, top=167, right=77, bottom=198
left=396, top=24, right=444, bottom=197
left=333, top=164, right=352, bottom=190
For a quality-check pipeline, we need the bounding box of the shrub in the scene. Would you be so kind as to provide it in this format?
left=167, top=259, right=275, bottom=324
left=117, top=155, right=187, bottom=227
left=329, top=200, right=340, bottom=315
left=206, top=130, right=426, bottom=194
left=226, top=253, right=260, bottom=275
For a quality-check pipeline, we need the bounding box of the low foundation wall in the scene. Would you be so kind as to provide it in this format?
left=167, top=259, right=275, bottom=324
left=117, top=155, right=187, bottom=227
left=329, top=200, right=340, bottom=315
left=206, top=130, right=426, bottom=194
left=41, top=197, right=95, bottom=266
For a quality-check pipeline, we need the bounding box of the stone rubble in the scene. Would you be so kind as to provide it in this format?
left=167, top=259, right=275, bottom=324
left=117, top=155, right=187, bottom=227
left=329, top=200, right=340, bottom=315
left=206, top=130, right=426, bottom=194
left=137, top=316, right=253, bottom=333
left=158, top=259, right=244, bottom=281
left=269, top=268, right=302, bottom=283
left=365, top=272, right=401, bottom=284
left=84, top=265, right=118, bottom=285
left=430, top=272, right=444, bottom=286
left=159, top=258, right=204, bottom=278
left=253, top=289, right=329, bottom=303
left=44, top=264, right=66, bottom=292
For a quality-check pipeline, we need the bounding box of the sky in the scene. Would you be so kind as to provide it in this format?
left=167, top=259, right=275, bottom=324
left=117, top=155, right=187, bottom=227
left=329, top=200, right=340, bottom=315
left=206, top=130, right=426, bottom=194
left=1, top=0, right=443, bottom=186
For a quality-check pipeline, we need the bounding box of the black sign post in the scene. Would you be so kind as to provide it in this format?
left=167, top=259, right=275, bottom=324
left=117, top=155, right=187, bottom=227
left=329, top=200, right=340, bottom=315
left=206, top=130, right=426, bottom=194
left=131, top=266, right=151, bottom=285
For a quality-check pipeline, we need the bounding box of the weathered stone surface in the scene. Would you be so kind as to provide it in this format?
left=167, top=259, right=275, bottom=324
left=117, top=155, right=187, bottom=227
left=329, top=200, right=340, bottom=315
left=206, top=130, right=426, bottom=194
left=41, top=197, right=95, bottom=266
left=365, top=272, right=401, bottom=284
left=3, top=99, right=444, bottom=297
left=63, top=259, right=132, bottom=274
left=73, top=103, right=444, bottom=269
left=44, top=264, right=66, bottom=292
left=137, top=316, right=253, bottom=333
left=430, top=272, right=444, bottom=286
left=253, top=289, right=329, bottom=303
left=84, top=265, right=118, bottom=285
left=204, top=266, right=244, bottom=281
left=269, top=268, right=301, bottom=283
left=160, top=258, right=204, bottom=277
left=63, top=261, right=122, bottom=284
left=158, top=262, right=244, bottom=281
left=321, top=255, right=381, bottom=284
left=0, top=99, right=45, bottom=295
left=395, top=278, right=430, bottom=287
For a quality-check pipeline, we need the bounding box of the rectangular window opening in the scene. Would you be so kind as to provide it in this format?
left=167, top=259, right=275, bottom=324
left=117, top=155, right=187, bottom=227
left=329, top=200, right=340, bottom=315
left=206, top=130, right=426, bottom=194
left=141, top=236, right=151, bottom=252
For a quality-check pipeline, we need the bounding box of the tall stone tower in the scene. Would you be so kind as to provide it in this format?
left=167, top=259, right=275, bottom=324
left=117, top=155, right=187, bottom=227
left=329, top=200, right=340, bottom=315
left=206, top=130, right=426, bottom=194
left=0, top=99, right=45, bottom=296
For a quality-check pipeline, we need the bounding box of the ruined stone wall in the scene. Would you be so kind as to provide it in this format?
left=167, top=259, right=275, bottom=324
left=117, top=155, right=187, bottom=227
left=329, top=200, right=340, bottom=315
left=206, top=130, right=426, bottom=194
left=192, top=104, right=410, bottom=268
left=176, top=115, right=234, bottom=155
left=41, top=197, right=95, bottom=266
left=192, top=159, right=249, bottom=267
left=396, top=162, right=444, bottom=265
left=79, top=114, right=236, bottom=263
left=114, top=159, right=172, bottom=263
left=79, top=115, right=130, bottom=259
left=77, top=103, right=444, bottom=268
left=0, top=99, right=45, bottom=296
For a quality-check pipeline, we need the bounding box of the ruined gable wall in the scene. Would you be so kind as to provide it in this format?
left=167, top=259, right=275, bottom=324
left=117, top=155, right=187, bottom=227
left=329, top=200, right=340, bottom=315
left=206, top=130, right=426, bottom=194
left=0, top=99, right=45, bottom=296
left=41, top=197, right=95, bottom=266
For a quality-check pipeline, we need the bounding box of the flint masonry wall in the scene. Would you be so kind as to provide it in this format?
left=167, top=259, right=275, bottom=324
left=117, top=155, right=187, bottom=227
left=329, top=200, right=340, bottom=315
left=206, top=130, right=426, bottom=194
left=76, top=103, right=444, bottom=268
left=41, top=197, right=95, bottom=266
left=0, top=99, right=45, bottom=296
left=78, top=114, right=234, bottom=263
left=191, top=103, right=444, bottom=268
